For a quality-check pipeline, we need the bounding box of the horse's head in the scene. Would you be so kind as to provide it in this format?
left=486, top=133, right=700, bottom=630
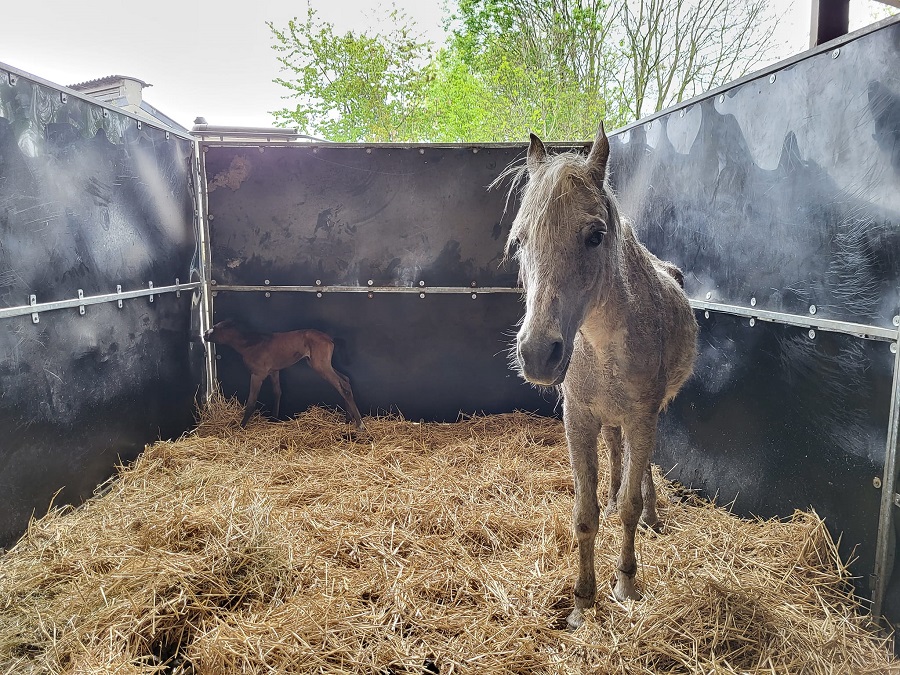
left=506, top=123, right=618, bottom=386
left=202, top=318, right=238, bottom=344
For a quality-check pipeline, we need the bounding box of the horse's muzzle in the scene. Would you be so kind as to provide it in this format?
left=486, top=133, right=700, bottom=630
left=517, top=334, right=570, bottom=386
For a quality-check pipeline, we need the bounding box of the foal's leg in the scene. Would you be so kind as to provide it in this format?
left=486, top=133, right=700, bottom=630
left=614, top=418, right=657, bottom=602
left=641, top=465, right=660, bottom=530
left=563, top=399, right=602, bottom=630
left=269, top=370, right=282, bottom=420
left=600, top=425, right=622, bottom=517
left=241, top=373, right=265, bottom=428
left=309, top=345, right=366, bottom=431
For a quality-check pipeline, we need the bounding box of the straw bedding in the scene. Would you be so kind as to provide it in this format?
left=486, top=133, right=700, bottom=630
left=0, top=397, right=895, bottom=674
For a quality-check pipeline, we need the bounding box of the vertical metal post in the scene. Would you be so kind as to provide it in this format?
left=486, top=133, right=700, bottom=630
left=873, top=337, right=900, bottom=619
left=810, top=0, right=850, bottom=48
left=194, top=141, right=218, bottom=401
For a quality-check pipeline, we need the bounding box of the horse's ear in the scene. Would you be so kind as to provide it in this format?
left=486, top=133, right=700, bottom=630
left=527, top=133, right=546, bottom=172
left=586, top=121, right=610, bottom=183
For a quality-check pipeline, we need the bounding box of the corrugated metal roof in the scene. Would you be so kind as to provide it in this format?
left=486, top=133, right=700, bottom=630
left=68, top=75, right=151, bottom=89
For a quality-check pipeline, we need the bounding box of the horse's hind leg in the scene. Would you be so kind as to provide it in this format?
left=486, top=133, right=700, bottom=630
left=241, top=373, right=265, bottom=428
left=600, top=426, right=622, bottom=518
left=269, top=370, right=282, bottom=420
left=309, top=346, right=366, bottom=431
left=641, top=464, right=660, bottom=531
left=614, top=418, right=657, bottom=602
left=563, top=399, right=601, bottom=629
left=331, top=368, right=366, bottom=431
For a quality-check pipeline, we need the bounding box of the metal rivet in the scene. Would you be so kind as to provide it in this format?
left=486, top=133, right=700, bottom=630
left=419, top=149, right=425, bottom=155
left=136, top=121, right=142, bottom=130
left=809, top=305, right=817, bottom=315
left=705, top=291, right=712, bottom=300
left=704, top=311, right=710, bottom=319
left=315, top=280, right=322, bottom=286
left=258, top=147, right=265, bottom=153
left=471, top=293, right=477, bottom=299
left=750, top=297, right=756, bottom=307
left=212, top=291, right=218, bottom=297
left=265, top=292, right=271, bottom=298
left=472, top=148, right=478, bottom=154
left=366, top=148, right=372, bottom=154
left=719, top=94, right=725, bottom=103
left=808, top=329, right=816, bottom=339
left=208, top=214, right=214, bottom=221
left=679, top=110, right=685, bottom=117
left=368, top=292, right=374, bottom=299
left=103, top=109, right=109, bottom=118
left=832, top=48, right=840, bottom=59
left=749, top=318, right=756, bottom=327
left=264, top=279, right=270, bottom=285
left=210, top=280, right=217, bottom=286
left=874, top=477, right=883, bottom=489
left=60, top=92, right=67, bottom=103
left=367, top=280, right=374, bottom=286
left=316, top=292, right=322, bottom=298
left=892, top=343, right=898, bottom=354
left=893, top=316, right=899, bottom=327
left=313, top=148, right=318, bottom=153
left=419, top=280, right=425, bottom=287
left=769, top=74, right=776, bottom=83
left=9, top=74, right=18, bottom=85
left=471, top=281, right=477, bottom=288
left=216, top=354, right=221, bottom=360
left=165, top=131, right=170, bottom=140
left=419, top=292, right=426, bottom=299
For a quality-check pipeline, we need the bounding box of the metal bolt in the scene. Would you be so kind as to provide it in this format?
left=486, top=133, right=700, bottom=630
left=316, top=292, right=322, bottom=298
left=210, top=279, right=217, bottom=285
left=419, top=280, right=425, bottom=287
left=873, top=477, right=883, bottom=489
left=471, top=293, right=477, bottom=299
left=264, top=279, right=270, bottom=285
left=472, top=148, right=478, bottom=154
left=894, top=493, right=900, bottom=508
left=136, top=121, right=142, bottom=130
left=704, top=311, right=710, bottom=319
left=679, top=110, right=684, bottom=117
left=470, top=281, right=477, bottom=288
left=769, top=74, right=776, bottom=83
left=212, top=291, right=218, bottom=297
left=103, top=109, right=109, bottom=118
left=366, top=148, right=372, bottom=154
left=705, top=291, right=712, bottom=300
left=265, top=292, right=271, bottom=298
left=315, top=280, right=322, bottom=286
left=165, top=131, right=170, bottom=140
left=646, top=121, right=652, bottom=130
left=893, top=316, right=899, bottom=327
left=719, top=94, right=725, bottom=103
left=749, top=318, right=755, bottom=327
left=216, top=354, right=221, bottom=360
left=368, top=292, right=374, bottom=299
left=9, top=74, right=17, bottom=85
left=313, top=148, right=318, bottom=154
left=367, top=280, right=374, bottom=286
left=809, top=305, right=817, bottom=315
left=419, top=292, right=426, bottom=299
left=750, top=297, right=756, bottom=307
left=258, top=146, right=265, bottom=153
left=832, top=48, right=840, bottom=59
left=808, top=329, right=816, bottom=339
left=60, top=92, right=67, bottom=103
left=419, top=149, right=425, bottom=155
left=892, top=343, right=898, bottom=354
left=208, top=214, right=214, bottom=221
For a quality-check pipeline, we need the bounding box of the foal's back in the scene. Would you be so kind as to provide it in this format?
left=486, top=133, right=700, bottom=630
left=243, top=329, right=334, bottom=374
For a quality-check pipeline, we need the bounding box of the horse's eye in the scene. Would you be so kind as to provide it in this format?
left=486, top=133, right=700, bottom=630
left=586, top=231, right=604, bottom=248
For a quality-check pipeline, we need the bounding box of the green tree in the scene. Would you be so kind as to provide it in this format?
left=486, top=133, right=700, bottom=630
left=268, top=5, right=434, bottom=141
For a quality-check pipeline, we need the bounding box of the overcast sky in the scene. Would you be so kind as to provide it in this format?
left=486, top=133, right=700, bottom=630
left=0, top=0, right=895, bottom=130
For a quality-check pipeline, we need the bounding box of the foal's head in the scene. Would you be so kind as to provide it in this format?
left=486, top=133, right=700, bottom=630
left=505, top=123, right=619, bottom=386
left=202, top=319, right=240, bottom=345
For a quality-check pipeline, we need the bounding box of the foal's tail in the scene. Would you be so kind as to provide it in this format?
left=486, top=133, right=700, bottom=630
left=330, top=336, right=353, bottom=368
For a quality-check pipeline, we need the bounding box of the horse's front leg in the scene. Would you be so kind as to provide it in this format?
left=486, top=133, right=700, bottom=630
left=241, top=373, right=264, bottom=428
left=600, top=425, right=622, bottom=517
left=614, top=417, right=657, bottom=602
left=563, top=400, right=601, bottom=630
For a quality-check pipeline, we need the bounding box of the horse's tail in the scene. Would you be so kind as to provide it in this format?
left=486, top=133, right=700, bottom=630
left=331, top=336, right=352, bottom=367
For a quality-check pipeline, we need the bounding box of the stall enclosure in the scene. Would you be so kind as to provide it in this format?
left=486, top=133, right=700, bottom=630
left=0, top=64, right=205, bottom=546
left=200, top=16, right=900, bottom=623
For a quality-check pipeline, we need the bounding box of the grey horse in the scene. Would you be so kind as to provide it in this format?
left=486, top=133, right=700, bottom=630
left=499, top=123, right=698, bottom=629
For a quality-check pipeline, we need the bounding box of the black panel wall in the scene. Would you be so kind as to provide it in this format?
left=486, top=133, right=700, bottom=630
left=0, top=66, right=204, bottom=545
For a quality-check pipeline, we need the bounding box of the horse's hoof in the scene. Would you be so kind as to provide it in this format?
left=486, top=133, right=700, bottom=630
left=640, top=515, right=662, bottom=534
left=613, top=577, right=640, bottom=603
left=566, top=608, right=585, bottom=630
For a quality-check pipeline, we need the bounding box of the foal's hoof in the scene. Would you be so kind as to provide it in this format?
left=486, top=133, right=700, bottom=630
left=566, top=607, right=586, bottom=630
left=640, top=515, right=663, bottom=534
left=612, top=576, right=640, bottom=603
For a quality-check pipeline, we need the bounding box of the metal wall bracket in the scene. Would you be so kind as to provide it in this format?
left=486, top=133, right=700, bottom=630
left=77, top=289, right=85, bottom=315
left=30, top=295, right=38, bottom=324
left=175, top=278, right=181, bottom=298
left=148, top=281, right=154, bottom=303
left=117, top=285, right=123, bottom=308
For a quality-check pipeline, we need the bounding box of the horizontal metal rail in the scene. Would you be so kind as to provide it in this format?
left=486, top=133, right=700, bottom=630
left=691, top=298, right=898, bottom=342
left=211, top=284, right=519, bottom=295
left=212, top=284, right=899, bottom=342
left=0, top=281, right=200, bottom=321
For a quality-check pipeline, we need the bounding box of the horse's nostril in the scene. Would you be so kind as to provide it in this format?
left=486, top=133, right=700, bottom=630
left=549, top=340, right=564, bottom=366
